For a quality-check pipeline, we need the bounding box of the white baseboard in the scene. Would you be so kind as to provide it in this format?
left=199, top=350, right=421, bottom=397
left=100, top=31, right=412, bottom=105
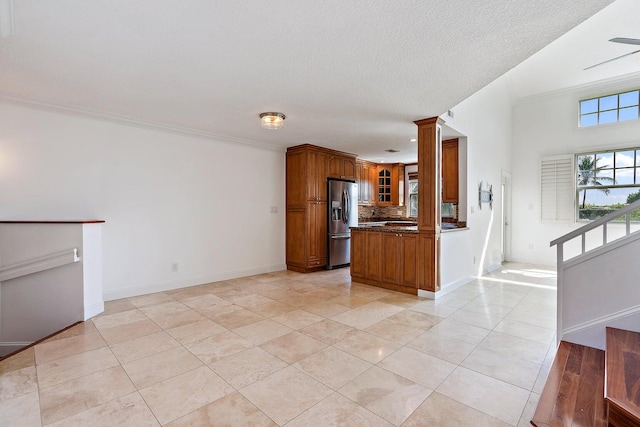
left=103, top=263, right=287, bottom=301
left=0, top=342, right=33, bottom=357
left=84, top=300, right=105, bottom=320
left=507, top=255, right=556, bottom=266
left=486, top=263, right=502, bottom=273
left=418, top=274, right=476, bottom=299
left=562, top=304, right=640, bottom=350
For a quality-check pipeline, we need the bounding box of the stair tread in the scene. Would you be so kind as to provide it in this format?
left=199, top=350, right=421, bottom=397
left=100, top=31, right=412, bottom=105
left=531, top=341, right=607, bottom=427
left=605, top=327, right=640, bottom=424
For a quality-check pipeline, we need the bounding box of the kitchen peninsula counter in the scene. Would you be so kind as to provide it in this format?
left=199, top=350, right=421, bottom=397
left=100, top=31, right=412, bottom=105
left=350, top=224, right=424, bottom=295
left=353, top=220, right=467, bottom=233
left=352, top=224, right=419, bottom=234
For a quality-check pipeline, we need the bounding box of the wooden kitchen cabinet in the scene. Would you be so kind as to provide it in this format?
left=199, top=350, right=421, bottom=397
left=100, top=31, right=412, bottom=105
left=350, top=229, right=366, bottom=278
left=351, top=229, right=419, bottom=294
left=392, top=163, right=405, bottom=206
left=368, top=165, right=378, bottom=204
left=364, top=231, right=382, bottom=281
left=307, top=149, right=328, bottom=202
left=356, top=159, right=376, bottom=205
left=442, top=138, right=459, bottom=204
left=377, top=166, right=392, bottom=204
left=356, top=162, right=362, bottom=204
left=308, top=201, right=327, bottom=266
left=381, top=232, right=400, bottom=284
left=398, top=233, right=418, bottom=291
left=381, top=232, right=418, bottom=291
left=286, top=144, right=356, bottom=272
left=328, top=155, right=356, bottom=180
left=376, top=163, right=405, bottom=206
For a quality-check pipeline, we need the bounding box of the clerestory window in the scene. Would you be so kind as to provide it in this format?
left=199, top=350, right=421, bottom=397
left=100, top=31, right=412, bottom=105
left=579, top=90, right=640, bottom=127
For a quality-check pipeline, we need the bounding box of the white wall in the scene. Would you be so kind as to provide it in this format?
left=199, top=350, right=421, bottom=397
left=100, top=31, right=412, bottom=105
left=511, top=75, right=640, bottom=265
left=438, top=77, right=514, bottom=289
left=0, top=103, right=286, bottom=300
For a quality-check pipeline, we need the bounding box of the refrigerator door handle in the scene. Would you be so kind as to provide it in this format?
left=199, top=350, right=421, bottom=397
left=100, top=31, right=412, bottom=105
left=345, top=189, right=350, bottom=223
left=342, top=189, right=348, bottom=224
left=330, top=235, right=351, bottom=240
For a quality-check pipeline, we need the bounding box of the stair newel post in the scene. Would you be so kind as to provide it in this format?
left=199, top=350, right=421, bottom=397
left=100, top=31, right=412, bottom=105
left=556, top=241, right=563, bottom=346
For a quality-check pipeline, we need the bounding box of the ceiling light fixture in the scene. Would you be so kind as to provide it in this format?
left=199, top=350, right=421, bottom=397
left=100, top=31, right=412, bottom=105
left=259, top=112, right=286, bottom=130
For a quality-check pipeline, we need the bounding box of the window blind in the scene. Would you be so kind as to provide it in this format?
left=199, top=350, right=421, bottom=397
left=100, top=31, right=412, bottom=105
left=541, top=155, right=574, bottom=221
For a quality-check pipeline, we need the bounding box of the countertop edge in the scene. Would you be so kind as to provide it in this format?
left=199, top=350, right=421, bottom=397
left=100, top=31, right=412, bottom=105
left=351, top=225, right=468, bottom=233
left=441, top=226, right=469, bottom=233
left=350, top=226, right=419, bottom=234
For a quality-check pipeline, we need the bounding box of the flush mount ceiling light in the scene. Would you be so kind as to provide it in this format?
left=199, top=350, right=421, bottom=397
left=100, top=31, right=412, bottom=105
left=259, top=112, right=286, bottom=130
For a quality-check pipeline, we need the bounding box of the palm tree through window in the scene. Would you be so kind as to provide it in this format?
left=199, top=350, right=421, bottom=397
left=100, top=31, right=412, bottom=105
left=576, top=149, right=640, bottom=221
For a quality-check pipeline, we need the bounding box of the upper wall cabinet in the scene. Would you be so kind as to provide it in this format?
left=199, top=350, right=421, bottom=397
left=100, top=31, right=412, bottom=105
left=376, top=163, right=405, bottom=206
left=442, top=138, right=459, bottom=204
left=356, top=160, right=376, bottom=205
left=327, top=155, right=356, bottom=180
left=377, top=166, right=392, bottom=204
left=307, top=149, right=328, bottom=202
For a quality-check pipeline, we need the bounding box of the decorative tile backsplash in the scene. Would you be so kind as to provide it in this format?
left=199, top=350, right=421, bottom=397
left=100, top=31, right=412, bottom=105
left=358, top=205, right=407, bottom=221
left=359, top=204, right=461, bottom=224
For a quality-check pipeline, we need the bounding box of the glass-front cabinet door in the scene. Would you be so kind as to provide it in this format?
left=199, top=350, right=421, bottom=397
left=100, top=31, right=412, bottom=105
left=378, top=168, right=392, bottom=203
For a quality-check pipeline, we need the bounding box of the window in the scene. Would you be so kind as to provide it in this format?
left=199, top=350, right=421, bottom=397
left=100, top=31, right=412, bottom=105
left=576, top=148, right=640, bottom=221
left=408, top=172, right=418, bottom=217
left=579, top=90, right=640, bottom=127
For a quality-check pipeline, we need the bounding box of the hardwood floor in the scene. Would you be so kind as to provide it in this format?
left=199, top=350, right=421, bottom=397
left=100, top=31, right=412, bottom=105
left=533, top=327, right=640, bottom=427
left=606, top=327, right=640, bottom=427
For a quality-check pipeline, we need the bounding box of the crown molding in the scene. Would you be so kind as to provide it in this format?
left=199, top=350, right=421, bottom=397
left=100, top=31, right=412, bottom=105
left=0, top=96, right=285, bottom=153
left=513, top=70, right=640, bottom=105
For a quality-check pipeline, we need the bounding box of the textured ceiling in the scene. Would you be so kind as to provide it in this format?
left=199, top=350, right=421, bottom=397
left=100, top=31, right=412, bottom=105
left=0, top=0, right=614, bottom=162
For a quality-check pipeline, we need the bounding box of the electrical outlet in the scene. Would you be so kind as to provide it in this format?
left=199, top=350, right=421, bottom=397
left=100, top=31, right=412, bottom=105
left=171, top=262, right=179, bottom=272
left=270, top=206, right=278, bottom=214
left=528, top=244, right=534, bottom=250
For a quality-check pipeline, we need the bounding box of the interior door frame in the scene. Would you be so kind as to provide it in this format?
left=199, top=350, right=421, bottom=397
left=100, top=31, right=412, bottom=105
left=501, top=170, right=512, bottom=262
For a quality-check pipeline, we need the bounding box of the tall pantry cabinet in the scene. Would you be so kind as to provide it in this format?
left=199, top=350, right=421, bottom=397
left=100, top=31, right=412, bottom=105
left=286, top=144, right=356, bottom=272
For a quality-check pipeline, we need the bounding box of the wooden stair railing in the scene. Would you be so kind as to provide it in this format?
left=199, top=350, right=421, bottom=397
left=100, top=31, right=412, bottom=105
left=532, top=328, right=640, bottom=427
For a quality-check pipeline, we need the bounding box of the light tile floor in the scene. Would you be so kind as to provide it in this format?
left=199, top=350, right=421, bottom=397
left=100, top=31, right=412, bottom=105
left=0, top=263, right=557, bottom=426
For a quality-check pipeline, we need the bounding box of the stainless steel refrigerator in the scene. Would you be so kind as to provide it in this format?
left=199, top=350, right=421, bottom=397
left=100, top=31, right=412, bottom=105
left=327, top=179, right=358, bottom=269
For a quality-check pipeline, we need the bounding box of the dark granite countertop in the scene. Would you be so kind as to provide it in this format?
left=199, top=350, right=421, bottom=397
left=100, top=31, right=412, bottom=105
left=353, top=220, right=418, bottom=233
left=353, top=219, right=467, bottom=233
left=351, top=224, right=419, bottom=233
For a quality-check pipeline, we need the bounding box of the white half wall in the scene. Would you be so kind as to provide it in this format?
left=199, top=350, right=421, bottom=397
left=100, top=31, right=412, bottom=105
left=512, top=74, right=640, bottom=265
left=0, top=103, right=286, bottom=300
